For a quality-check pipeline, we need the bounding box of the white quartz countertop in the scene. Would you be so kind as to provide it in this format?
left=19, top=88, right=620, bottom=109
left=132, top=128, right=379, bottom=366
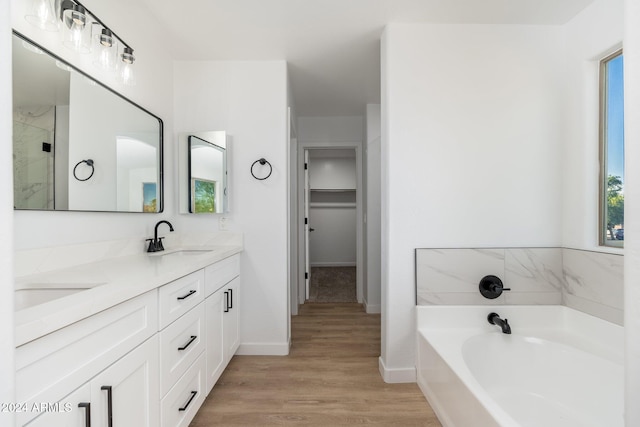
left=14, top=245, right=242, bottom=347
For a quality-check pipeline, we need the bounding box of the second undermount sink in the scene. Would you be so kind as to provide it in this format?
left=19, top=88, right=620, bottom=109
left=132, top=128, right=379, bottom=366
left=15, top=282, right=105, bottom=311
left=155, top=249, right=216, bottom=258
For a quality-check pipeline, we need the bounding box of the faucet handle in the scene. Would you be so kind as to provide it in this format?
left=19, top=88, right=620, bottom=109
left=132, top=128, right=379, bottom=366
left=146, top=238, right=157, bottom=253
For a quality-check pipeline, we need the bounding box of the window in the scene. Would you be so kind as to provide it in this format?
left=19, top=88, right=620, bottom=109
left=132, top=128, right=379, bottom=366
left=600, top=50, right=624, bottom=247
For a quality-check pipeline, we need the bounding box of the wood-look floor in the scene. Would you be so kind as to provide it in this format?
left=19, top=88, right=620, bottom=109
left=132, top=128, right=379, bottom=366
left=189, top=303, right=442, bottom=426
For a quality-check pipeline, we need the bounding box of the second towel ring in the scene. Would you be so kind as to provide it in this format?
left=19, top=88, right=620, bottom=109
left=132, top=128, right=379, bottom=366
left=73, top=159, right=95, bottom=181
left=251, top=158, right=272, bottom=180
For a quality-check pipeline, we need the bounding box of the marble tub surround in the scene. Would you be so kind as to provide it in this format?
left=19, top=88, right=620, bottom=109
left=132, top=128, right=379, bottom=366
left=14, top=232, right=243, bottom=346
left=416, top=248, right=563, bottom=306
left=563, top=248, right=624, bottom=325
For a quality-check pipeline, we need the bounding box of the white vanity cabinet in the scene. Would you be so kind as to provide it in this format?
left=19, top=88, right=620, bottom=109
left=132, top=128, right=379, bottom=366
left=158, top=270, right=206, bottom=427
left=17, top=291, right=159, bottom=426
left=25, top=336, right=159, bottom=427
left=16, top=251, right=242, bottom=427
left=204, top=254, right=240, bottom=392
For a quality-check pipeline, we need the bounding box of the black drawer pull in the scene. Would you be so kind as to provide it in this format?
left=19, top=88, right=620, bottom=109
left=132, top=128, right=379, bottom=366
left=78, top=402, right=91, bottom=427
left=178, top=335, right=197, bottom=351
left=229, top=288, right=233, bottom=309
left=177, top=289, right=196, bottom=300
left=224, top=291, right=229, bottom=312
left=178, top=391, right=198, bottom=412
left=101, top=386, right=113, bottom=427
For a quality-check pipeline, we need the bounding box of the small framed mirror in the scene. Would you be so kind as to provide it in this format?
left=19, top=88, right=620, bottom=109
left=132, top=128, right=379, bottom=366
left=180, top=131, right=228, bottom=214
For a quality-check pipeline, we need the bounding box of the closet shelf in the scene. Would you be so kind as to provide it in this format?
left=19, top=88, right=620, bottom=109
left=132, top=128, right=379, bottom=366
left=309, top=202, right=356, bottom=208
left=309, top=188, right=356, bottom=192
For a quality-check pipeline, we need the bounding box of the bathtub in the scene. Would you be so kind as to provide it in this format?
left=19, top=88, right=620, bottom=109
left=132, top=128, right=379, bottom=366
left=416, top=306, right=623, bottom=427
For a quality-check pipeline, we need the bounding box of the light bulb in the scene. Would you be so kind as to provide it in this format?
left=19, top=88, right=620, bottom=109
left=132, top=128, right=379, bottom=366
left=25, top=0, right=58, bottom=31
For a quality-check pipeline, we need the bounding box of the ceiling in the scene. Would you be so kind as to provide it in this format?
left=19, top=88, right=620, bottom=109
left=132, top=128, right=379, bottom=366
left=139, top=0, right=596, bottom=117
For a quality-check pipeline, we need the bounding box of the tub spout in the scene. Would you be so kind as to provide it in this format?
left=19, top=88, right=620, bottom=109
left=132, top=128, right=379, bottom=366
left=487, top=312, right=511, bottom=334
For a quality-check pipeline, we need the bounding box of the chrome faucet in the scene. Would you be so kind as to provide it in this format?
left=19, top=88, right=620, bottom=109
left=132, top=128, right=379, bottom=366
left=487, top=312, right=511, bottom=334
left=147, top=220, right=174, bottom=252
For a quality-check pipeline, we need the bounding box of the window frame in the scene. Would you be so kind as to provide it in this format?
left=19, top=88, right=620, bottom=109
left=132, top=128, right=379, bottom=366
left=598, top=49, right=624, bottom=248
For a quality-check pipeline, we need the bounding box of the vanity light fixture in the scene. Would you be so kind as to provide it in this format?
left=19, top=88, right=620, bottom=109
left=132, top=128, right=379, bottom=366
left=62, top=3, right=90, bottom=53
left=25, top=0, right=58, bottom=31
left=25, top=0, right=137, bottom=85
left=118, top=46, right=136, bottom=86
left=93, top=26, right=117, bottom=70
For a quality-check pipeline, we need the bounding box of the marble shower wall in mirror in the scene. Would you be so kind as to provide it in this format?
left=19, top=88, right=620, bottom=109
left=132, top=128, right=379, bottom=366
left=12, top=33, right=163, bottom=213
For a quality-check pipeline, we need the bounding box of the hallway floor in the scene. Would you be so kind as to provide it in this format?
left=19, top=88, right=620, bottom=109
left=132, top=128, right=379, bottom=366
left=189, top=303, right=441, bottom=426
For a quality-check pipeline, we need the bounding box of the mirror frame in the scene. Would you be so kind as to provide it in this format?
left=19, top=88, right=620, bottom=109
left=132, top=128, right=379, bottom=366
left=187, top=134, right=227, bottom=214
left=12, top=31, right=165, bottom=213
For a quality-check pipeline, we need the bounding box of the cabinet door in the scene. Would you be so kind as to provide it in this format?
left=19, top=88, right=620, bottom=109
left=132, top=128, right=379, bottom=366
left=205, top=289, right=224, bottom=394
left=223, top=277, right=240, bottom=363
left=91, top=335, right=159, bottom=427
left=25, top=383, right=91, bottom=427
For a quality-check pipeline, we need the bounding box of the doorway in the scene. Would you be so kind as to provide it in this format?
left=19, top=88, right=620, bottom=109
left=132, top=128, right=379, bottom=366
left=298, top=146, right=363, bottom=308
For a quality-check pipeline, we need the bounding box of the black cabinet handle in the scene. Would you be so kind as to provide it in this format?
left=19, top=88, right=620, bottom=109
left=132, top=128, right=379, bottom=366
left=224, top=291, right=229, bottom=312
left=229, top=288, right=233, bottom=309
left=178, top=391, right=198, bottom=412
left=78, top=402, right=91, bottom=427
left=178, top=335, right=197, bottom=351
left=177, top=289, right=196, bottom=301
left=101, top=386, right=112, bottom=427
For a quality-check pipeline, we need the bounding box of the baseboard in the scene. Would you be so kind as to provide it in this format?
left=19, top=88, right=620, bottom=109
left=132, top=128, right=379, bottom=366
left=236, top=342, right=290, bottom=356
left=309, top=262, right=357, bottom=267
left=364, top=300, right=381, bottom=313
left=378, top=356, right=416, bottom=383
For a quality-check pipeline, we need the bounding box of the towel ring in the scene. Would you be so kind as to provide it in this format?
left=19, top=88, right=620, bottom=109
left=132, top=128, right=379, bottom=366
left=73, top=159, right=95, bottom=181
left=251, top=158, right=272, bottom=181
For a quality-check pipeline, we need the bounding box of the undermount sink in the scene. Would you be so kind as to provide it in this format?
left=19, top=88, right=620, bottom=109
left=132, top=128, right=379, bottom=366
left=154, top=249, right=215, bottom=258
left=15, top=282, right=104, bottom=311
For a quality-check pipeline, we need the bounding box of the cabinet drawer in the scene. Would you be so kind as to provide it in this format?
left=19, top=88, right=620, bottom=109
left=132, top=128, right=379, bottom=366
left=204, top=254, right=240, bottom=297
left=16, top=290, right=157, bottom=426
left=159, top=270, right=204, bottom=329
left=160, top=303, right=205, bottom=397
left=161, top=353, right=206, bottom=427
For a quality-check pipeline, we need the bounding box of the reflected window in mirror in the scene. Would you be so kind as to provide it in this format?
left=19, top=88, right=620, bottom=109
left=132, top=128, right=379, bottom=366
left=188, top=134, right=227, bottom=214
left=599, top=49, right=624, bottom=248
left=178, top=131, right=228, bottom=214
left=12, top=32, right=163, bottom=213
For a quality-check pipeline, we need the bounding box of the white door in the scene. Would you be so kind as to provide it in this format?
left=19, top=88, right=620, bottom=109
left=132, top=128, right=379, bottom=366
left=25, top=383, right=92, bottom=427
left=91, top=336, right=159, bottom=427
left=304, top=150, right=311, bottom=300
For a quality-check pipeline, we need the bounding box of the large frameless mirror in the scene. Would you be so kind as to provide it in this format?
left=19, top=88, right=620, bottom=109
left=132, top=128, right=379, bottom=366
left=12, top=32, right=163, bottom=213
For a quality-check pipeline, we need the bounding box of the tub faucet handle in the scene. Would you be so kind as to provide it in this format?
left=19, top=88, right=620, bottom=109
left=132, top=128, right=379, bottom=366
left=479, top=275, right=510, bottom=299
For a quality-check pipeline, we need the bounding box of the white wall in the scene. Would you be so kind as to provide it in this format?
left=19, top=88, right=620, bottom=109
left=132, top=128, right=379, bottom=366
left=382, top=23, right=566, bottom=381
left=309, top=206, right=357, bottom=266
left=562, top=0, right=624, bottom=251
left=0, top=0, right=15, bottom=424
left=309, top=157, right=356, bottom=189
left=366, top=104, right=381, bottom=313
left=173, top=60, right=290, bottom=355
left=624, top=0, right=640, bottom=423
left=11, top=0, right=176, bottom=250
left=298, top=116, right=363, bottom=142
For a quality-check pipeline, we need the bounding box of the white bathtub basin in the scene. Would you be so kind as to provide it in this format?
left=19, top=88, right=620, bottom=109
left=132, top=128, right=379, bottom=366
left=416, top=305, right=623, bottom=427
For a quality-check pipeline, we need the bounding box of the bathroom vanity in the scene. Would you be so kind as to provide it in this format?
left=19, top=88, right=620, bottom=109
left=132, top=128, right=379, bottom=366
left=14, top=244, right=242, bottom=427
